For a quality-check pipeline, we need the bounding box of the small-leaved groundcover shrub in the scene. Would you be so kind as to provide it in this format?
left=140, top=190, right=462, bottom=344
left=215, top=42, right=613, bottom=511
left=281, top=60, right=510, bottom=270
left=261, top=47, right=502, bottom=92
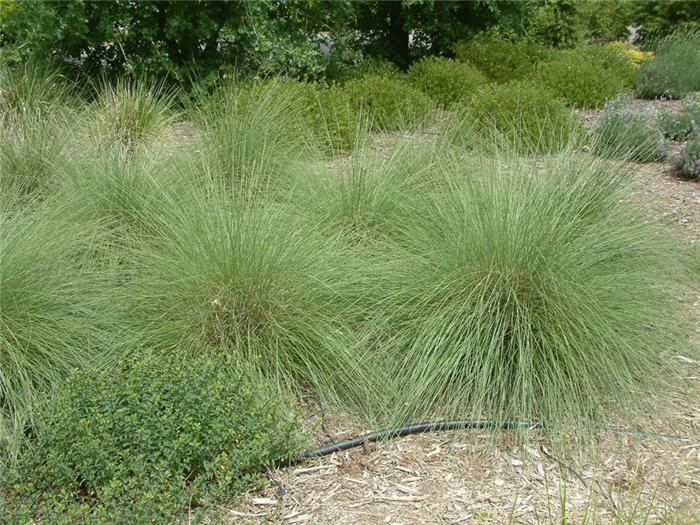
left=1, top=350, right=302, bottom=524
left=366, top=152, right=687, bottom=428
left=407, top=56, right=488, bottom=109
left=594, top=94, right=666, bottom=162
left=444, top=81, right=585, bottom=155
left=675, top=139, right=700, bottom=180
left=453, top=37, right=533, bottom=84
left=637, top=27, right=700, bottom=99
left=342, top=74, right=435, bottom=131
left=536, top=45, right=632, bottom=109
left=658, top=92, right=700, bottom=141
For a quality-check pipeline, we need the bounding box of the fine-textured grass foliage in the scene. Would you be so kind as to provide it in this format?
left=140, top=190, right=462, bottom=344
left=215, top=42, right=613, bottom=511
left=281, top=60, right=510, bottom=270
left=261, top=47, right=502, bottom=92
left=0, top=113, right=68, bottom=207
left=1, top=351, right=302, bottom=523
left=536, top=47, right=631, bottom=109
left=124, top=184, right=368, bottom=407
left=453, top=37, right=533, bottom=84
left=637, top=27, right=700, bottom=99
left=407, top=56, right=489, bottom=109
left=447, top=81, right=585, bottom=155
left=193, top=78, right=319, bottom=187
left=0, top=62, right=73, bottom=122
left=342, top=75, right=435, bottom=131
left=0, top=203, right=122, bottom=442
left=81, top=78, right=177, bottom=155
left=366, top=152, right=685, bottom=427
left=658, top=92, right=700, bottom=141
left=594, top=94, right=666, bottom=162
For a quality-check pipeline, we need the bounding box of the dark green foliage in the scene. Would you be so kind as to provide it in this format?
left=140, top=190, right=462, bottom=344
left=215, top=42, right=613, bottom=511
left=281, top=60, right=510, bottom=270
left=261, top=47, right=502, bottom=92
left=1, top=351, right=302, bottom=523
left=526, top=0, right=581, bottom=48
left=0, top=0, right=349, bottom=83
left=675, top=139, right=700, bottom=180
left=658, top=93, right=700, bottom=141
left=453, top=37, right=533, bottom=84
left=577, top=0, right=636, bottom=43
left=594, top=95, right=666, bottom=162
left=407, top=56, right=488, bottom=109
left=343, top=74, right=435, bottom=131
left=448, top=81, right=584, bottom=154
left=536, top=46, right=631, bottom=108
left=630, top=0, right=700, bottom=46
left=637, top=27, right=700, bottom=99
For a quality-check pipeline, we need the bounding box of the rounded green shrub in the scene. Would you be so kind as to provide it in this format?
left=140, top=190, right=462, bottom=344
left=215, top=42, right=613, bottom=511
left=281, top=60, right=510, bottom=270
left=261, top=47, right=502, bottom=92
left=448, top=81, right=585, bottom=155
left=658, top=92, right=700, bottom=141
left=594, top=94, right=666, bottom=162
left=331, top=57, right=400, bottom=83
left=368, top=154, right=685, bottom=427
left=343, top=74, right=435, bottom=131
left=637, top=27, right=700, bottom=99
left=407, top=56, right=488, bottom=109
left=675, top=139, right=700, bottom=180
left=453, top=37, right=533, bottom=84
left=1, top=351, right=301, bottom=523
left=536, top=46, right=631, bottom=109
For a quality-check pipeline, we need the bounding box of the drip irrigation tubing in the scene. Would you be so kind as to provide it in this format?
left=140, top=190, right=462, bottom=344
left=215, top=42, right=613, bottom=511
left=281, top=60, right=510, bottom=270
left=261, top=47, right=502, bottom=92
left=269, top=418, right=686, bottom=470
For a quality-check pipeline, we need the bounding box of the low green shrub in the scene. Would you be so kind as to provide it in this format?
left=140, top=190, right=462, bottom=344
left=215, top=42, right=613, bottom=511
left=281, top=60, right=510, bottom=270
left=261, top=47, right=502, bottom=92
left=594, top=94, right=666, bottom=162
left=675, top=139, right=700, bottom=180
left=330, top=57, right=400, bottom=83
left=447, top=81, right=585, bottom=155
left=1, top=351, right=302, bottom=524
left=0, top=203, right=121, bottom=442
left=368, top=153, right=685, bottom=427
left=82, top=78, right=177, bottom=155
left=637, top=27, right=700, bottom=99
left=453, top=37, right=533, bottom=84
left=407, top=56, right=488, bottom=109
left=343, top=74, right=435, bottom=131
left=536, top=46, right=631, bottom=108
left=658, top=93, right=700, bottom=141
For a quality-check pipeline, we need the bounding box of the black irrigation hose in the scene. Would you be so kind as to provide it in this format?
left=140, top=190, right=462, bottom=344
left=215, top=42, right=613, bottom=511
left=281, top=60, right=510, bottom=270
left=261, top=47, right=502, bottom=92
left=269, top=418, right=685, bottom=471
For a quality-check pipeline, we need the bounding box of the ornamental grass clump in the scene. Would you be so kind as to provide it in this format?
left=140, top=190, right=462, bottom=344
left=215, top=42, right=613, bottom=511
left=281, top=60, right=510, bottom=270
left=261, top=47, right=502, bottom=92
left=368, top=152, right=686, bottom=428
left=82, top=78, right=177, bottom=156
left=125, top=183, right=368, bottom=407
left=637, top=27, right=700, bottom=99
left=193, top=78, right=319, bottom=187
left=407, top=56, right=488, bottom=109
left=1, top=351, right=302, bottom=523
left=0, top=62, right=73, bottom=123
left=444, top=81, right=585, bottom=155
left=594, top=94, right=666, bottom=162
left=0, top=112, right=68, bottom=207
left=0, top=203, right=122, bottom=443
